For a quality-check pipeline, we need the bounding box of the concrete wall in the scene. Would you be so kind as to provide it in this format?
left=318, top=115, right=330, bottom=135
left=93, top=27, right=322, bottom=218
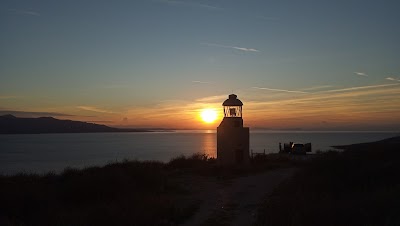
left=217, top=126, right=250, bottom=165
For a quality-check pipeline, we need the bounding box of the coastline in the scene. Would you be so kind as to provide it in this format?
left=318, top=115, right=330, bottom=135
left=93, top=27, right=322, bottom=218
left=1, top=132, right=398, bottom=175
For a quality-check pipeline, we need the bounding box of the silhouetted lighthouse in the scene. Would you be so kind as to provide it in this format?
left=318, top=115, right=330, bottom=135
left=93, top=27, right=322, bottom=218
left=217, top=94, right=250, bottom=165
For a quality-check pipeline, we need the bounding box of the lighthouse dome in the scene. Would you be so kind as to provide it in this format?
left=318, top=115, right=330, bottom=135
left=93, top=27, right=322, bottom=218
left=222, top=94, right=243, bottom=106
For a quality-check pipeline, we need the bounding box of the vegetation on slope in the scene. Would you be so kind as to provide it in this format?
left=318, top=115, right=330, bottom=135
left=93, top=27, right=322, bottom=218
left=255, top=137, right=400, bottom=226
left=0, top=153, right=294, bottom=226
left=0, top=155, right=203, bottom=225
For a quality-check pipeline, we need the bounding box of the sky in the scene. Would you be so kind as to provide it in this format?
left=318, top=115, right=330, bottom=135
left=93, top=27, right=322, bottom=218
left=1, top=0, right=400, bottom=130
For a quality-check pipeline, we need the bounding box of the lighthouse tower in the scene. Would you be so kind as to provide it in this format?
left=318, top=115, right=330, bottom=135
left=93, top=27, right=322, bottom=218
left=217, top=94, right=250, bottom=165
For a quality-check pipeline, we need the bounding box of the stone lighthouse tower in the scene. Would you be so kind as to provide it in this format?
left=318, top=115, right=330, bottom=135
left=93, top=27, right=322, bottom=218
left=217, top=94, right=250, bottom=165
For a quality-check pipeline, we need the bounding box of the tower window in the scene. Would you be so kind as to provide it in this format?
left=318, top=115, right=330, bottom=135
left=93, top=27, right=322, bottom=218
left=229, top=108, right=236, bottom=116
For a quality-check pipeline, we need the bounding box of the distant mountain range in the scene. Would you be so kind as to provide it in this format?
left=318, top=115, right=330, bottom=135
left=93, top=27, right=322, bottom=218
left=0, top=115, right=151, bottom=134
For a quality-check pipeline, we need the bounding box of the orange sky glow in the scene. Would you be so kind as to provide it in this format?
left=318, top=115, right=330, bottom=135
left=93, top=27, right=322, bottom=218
left=4, top=82, right=397, bottom=131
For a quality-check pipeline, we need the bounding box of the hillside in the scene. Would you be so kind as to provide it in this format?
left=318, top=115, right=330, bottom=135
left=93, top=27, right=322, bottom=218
left=255, top=136, right=400, bottom=226
left=0, top=114, right=150, bottom=134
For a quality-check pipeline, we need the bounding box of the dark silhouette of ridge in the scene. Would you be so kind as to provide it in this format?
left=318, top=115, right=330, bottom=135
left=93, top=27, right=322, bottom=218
left=0, top=115, right=151, bottom=134
left=331, top=136, right=400, bottom=150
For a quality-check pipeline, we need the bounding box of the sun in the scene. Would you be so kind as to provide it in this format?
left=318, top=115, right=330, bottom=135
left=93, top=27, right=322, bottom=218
left=200, top=109, right=218, bottom=123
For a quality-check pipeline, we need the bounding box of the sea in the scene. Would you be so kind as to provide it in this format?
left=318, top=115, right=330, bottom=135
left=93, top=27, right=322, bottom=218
left=0, top=130, right=398, bottom=175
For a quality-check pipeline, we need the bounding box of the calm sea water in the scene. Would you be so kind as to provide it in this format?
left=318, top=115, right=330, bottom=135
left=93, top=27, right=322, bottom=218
left=0, top=130, right=398, bottom=174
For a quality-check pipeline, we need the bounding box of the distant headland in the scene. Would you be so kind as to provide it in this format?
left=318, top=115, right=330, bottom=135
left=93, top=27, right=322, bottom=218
left=0, top=114, right=154, bottom=134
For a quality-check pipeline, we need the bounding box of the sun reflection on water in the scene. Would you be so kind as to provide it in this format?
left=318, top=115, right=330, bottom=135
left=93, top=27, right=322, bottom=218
left=201, top=132, right=216, bottom=158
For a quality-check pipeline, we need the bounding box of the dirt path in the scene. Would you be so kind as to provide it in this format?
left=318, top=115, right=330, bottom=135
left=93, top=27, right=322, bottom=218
left=181, top=168, right=297, bottom=226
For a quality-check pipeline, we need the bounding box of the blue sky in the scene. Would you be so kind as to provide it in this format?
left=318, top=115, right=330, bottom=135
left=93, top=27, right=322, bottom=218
left=1, top=0, right=400, bottom=130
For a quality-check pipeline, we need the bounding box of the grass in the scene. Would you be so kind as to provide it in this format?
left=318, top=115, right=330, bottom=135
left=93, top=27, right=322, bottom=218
left=0, top=152, right=294, bottom=226
left=0, top=157, right=197, bottom=225
left=254, top=138, right=400, bottom=226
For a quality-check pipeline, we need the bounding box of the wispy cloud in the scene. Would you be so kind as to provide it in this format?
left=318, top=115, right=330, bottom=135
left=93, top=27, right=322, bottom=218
left=8, top=9, right=40, bottom=16
left=195, top=94, right=227, bottom=102
left=354, top=72, right=368, bottom=77
left=386, top=77, right=400, bottom=82
left=77, top=106, right=115, bottom=114
left=248, top=84, right=400, bottom=110
left=317, top=83, right=399, bottom=93
left=252, top=87, right=308, bottom=94
left=247, top=83, right=400, bottom=113
left=243, top=83, right=400, bottom=130
left=158, top=0, right=221, bottom=10
left=202, top=43, right=260, bottom=52
left=232, top=47, right=260, bottom=52
left=192, top=80, right=212, bottom=84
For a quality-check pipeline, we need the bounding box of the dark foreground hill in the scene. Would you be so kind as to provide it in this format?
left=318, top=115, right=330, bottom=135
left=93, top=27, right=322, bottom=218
left=255, top=136, right=400, bottom=226
left=0, top=114, right=150, bottom=134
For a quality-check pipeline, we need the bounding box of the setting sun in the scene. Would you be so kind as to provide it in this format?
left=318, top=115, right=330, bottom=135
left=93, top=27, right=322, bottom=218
left=200, top=109, right=218, bottom=123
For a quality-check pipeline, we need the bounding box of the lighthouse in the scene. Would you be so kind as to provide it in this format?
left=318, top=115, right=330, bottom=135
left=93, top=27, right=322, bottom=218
left=217, top=94, right=250, bottom=165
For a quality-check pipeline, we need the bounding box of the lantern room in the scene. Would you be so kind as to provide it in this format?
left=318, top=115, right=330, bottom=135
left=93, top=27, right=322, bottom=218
left=223, top=94, right=243, bottom=118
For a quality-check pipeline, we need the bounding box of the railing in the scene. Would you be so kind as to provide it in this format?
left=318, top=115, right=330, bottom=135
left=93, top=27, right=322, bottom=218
left=250, top=149, right=266, bottom=159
